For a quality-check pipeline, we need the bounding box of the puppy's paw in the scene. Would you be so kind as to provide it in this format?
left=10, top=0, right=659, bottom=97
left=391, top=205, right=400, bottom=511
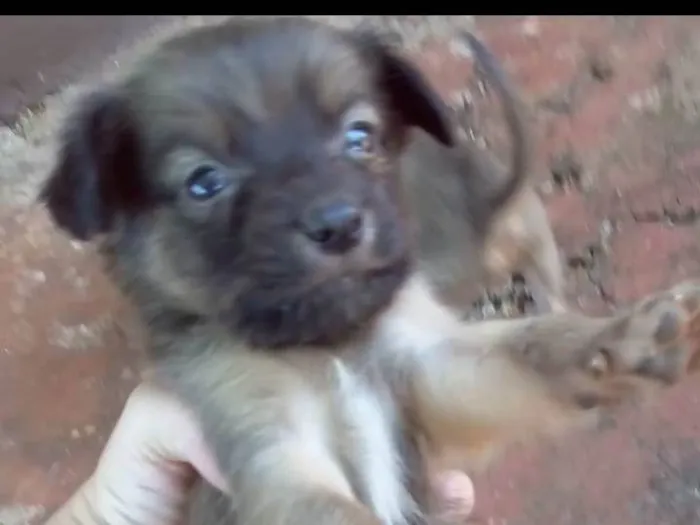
left=626, top=279, right=700, bottom=376
left=569, top=280, right=700, bottom=408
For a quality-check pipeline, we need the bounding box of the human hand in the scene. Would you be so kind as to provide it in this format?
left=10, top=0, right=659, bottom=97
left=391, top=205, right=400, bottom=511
left=46, top=383, right=228, bottom=525
left=432, top=470, right=476, bottom=524
left=46, top=383, right=474, bottom=525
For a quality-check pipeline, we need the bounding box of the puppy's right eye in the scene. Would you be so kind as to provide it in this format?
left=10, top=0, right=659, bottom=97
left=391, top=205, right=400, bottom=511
left=186, top=166, right=227, bottom=200
left=343, top=122, right=378, bottom=161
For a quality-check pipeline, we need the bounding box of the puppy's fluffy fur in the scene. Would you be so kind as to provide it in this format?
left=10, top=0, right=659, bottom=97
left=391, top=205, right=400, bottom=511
left=401, top=33, right=565, bottom=315
left=40, top=18, right=700, bottom=525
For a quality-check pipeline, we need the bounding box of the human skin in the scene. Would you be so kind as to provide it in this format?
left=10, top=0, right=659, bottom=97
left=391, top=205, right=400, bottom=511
left=45, top=383, right=475, bottom=525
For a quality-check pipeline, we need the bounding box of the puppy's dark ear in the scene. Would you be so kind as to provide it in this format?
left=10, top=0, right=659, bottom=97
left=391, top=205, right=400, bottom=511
left=354, top=30, right=454, bottom=147
left=40, top=89, right=145, bottom=241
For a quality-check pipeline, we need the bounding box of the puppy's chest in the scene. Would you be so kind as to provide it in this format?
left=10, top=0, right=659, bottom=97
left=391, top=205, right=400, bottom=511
left=330, top=360, right=420, bottom=525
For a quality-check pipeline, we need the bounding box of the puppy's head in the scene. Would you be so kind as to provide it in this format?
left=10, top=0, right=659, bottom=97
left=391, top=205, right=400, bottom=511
left=40, top=18, right=454, bottom=349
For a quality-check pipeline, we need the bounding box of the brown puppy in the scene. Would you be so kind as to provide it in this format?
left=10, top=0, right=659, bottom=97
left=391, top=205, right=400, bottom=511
left=40, top=18, right=700, bottom=525
left=402, top=32, right=566, bottom=315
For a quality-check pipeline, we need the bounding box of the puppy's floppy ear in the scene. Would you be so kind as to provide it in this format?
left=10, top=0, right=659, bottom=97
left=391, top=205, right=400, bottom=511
left=39, top=88, right=145, bottom=241
left=353, top=29, right=454, bottom=147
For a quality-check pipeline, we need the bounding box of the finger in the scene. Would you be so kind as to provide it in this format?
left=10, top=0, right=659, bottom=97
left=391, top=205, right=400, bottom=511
left=120, top=383, right=231, bottom=494
left=169, top=413, right=230, bottom=494
left=431, top=470, right=476, bottom=521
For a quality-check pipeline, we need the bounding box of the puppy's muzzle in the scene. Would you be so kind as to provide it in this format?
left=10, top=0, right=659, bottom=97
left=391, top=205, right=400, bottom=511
left=301, top=200, right=364, bottom=255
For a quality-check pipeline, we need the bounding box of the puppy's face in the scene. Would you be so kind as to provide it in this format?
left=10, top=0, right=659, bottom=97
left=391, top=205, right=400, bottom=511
left=41, top=19, right=454, bottom=349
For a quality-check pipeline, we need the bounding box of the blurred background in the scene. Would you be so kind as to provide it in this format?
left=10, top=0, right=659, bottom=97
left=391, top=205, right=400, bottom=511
left=1, top=16, right=700, bottom=525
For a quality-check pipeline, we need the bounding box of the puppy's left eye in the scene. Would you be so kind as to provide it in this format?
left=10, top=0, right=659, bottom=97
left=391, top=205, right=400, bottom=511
left=186, top=166, right=227, bottom=200
left=343, top=121, right=377, bottom=158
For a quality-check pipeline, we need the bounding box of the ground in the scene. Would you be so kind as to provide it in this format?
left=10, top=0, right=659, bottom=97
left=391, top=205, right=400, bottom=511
left=1, top=15, right=700, bottom=525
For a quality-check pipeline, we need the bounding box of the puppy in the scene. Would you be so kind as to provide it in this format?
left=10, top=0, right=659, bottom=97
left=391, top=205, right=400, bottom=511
left=401, top=32, right=566, bottom=315
left=40, top=17, right=700, bottom=525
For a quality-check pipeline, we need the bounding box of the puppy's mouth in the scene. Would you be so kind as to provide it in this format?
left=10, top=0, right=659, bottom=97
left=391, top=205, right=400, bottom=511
left=217, top=204, right=412, bottom=348
left=229, top=248, right=412, bottom=349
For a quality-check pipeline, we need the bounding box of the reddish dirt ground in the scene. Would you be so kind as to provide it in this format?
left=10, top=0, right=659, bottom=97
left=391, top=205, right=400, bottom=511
left=0, top=16, right=171, bottom=125
left=2, top=15, right=700, bottom=525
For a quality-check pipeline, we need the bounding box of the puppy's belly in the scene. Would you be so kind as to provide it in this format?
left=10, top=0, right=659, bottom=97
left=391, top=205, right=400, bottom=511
left=332, top=361, right=417, bottom=525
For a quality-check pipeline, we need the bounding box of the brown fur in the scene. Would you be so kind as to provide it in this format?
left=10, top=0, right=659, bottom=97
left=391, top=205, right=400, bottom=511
left=401, top=33, right=565, bottom=314
left=39, top=18, right=700, bottom=525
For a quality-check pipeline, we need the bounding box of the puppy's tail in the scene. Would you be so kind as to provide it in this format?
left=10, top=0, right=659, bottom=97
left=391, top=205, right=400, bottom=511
left=461, top=31, right=531, bottom=212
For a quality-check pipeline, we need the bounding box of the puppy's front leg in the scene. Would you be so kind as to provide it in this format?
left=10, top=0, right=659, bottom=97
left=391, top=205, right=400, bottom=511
left=390, top=278, right=700, bottom=470
left=154, top=345, right=378, bottom=525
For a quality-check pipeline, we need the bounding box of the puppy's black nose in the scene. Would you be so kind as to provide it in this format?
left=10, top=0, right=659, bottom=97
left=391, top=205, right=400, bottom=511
left=302, top=201, right=364, bottom=254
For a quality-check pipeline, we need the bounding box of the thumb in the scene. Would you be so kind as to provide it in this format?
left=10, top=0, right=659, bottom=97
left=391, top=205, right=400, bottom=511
left=159, top=404, right=230, bottom=494
left=106, top=383, right=231, bottom=495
